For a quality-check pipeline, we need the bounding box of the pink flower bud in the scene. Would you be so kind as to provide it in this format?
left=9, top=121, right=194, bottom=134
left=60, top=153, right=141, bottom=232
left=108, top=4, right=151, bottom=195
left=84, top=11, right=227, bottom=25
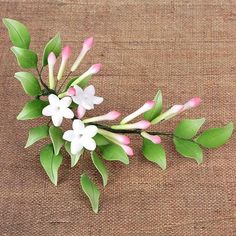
left=112, top=120, right=151, bottom=130
left=121, top=145, right=134, bottom=156
left=48, top=52, right=56, bottom=66
left=62, top=45, right=72, bottom=60
left=114, top=135, right=131, bottom=145
left=83, top=37, right=94, bottom=50
left=83, top=110, right=121, bottom=123
left=141, top=131, right=161, bottom=144
left=105, top=111, right=121, bottom=120
left=67, top=87, right=76, bottom=96
left=89, top=63, right=102, bottom=74
left=183, top=97, right=202, bottom=110
left=120, top=100, right=155, bottom=124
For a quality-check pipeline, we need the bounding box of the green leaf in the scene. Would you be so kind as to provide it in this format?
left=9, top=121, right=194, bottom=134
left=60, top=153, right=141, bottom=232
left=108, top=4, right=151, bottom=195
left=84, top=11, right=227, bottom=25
left=40, top=144, right=63, bottom=186
left=142, top=138, right=166, bottom=169
left=91, top=152, right=108, bottom=187
left=100, top=144, right=129, bottom=164
left=42, top=33, right=61, bottom=66
left=195, top=122, right=234, bottom=148
left=25, top=125, right=49, bottom=148
left=3, top=18, right=30, bottom=49
left=11, top=46, right=38, bottom=68
left=94, top=134, right=110, bottom=146
left=64, top=141, right=83, bottom=167
left=17, top=99, right=48, bottom=120
left=49, top=126, right=64, bottom=155
left=63, top=75, right=92, bottom=92
left=144, top=90, right=162, bottom=121
left=173, top=137, right=203, bottom=164
left=80, top=174, right=100, bottom=214
left=14, top=72, right=41, bottom=96
left=174, top=118, right=205, bottom=139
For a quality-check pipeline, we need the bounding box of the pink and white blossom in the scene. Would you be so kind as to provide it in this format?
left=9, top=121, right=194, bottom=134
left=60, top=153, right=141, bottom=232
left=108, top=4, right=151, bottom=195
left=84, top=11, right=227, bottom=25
left=83, top=111, right=121, bottom=123
left=42, top=94, right=74, bottom=127
left=70, top=37, right=94, bottom=72
left=141, top=131, right=161, bottom=144
left=120, top=100, right=155, bottom=124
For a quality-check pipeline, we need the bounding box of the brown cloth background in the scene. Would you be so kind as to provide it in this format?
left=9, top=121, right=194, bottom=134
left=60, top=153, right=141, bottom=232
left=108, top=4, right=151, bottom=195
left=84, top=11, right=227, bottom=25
left=0, top=0, right=236, bottom=235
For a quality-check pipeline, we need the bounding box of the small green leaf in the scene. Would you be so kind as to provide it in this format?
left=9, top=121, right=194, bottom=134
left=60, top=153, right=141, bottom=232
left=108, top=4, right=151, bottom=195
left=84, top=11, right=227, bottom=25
left=144, top=90, right=162, bottom=121
left=195, top=122, right=234, bottom=148
left=14, top=72, right=41, bottom=96
left=3, top=18, right=30, bottom=49
left=11, top=46, right=38, bottom=68
left=49, top=126, right=64, bottom=155
left=25, top=125, right=49, bottom=148
left=142, top=138, right=166, bottom=169
left=173, top=137, right=203, bottom=164
left=17, top=99, right=48, bottom=120
left=80, top=174, right=100, bottom=214
left=91, top=152, right=108, bottom=187
left=94, top=134, right=110, bottom=146
left=40, top=144, right=63, bottom=186
left=100, top=144, right=129, bottom=164
left=174, top=118, right=205, bottom=139
left=42, top=33, right=61, bottom=66
left=64, top=141, right=83, bottom=167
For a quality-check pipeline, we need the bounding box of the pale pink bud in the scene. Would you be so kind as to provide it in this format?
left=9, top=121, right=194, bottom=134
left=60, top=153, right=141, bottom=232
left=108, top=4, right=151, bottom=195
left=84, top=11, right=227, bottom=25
left=112, top=120, right=151, bottom=130
left=48, top=52, right=56, bottom=66
left=83, top=37, right=94, bottom=50
left=106, top=111, right=121, bottom=120
left=120, top=100, right=155, bottom=124
left=88, top=63, right=102, bottom=74
left=183, top=97, right=202, bottom=111
left=141, top=132, right=161, bottom=144
left=83, top=110, right=121, bottom=123
left=67, top=87, right=76, bottom=96
left=62, top=45, right=72, bottom=60
left=116, top=135, right=131, bottom=145
left=121, top=145, right=134, bottom=156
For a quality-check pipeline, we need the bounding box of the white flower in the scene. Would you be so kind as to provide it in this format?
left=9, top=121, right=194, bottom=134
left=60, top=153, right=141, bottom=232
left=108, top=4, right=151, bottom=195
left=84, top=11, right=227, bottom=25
left=71, top=85, right=103, bottom=118
left=42, top=94, right=74, bottom=127
left=63, top=119, right=98, bottom=155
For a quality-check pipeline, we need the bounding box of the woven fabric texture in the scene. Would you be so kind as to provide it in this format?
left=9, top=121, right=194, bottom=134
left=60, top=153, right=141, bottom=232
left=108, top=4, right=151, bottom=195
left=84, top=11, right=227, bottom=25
left=0, top=0, right=236, bottom=235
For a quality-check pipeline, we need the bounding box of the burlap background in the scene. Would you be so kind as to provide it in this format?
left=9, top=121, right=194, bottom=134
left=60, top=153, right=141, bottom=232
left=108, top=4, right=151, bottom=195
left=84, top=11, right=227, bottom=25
left=0, top=0, right=236, bottom=235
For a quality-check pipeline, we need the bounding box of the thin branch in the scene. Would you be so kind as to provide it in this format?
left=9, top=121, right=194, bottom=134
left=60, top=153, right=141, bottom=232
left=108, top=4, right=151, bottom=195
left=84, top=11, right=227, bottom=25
left=57, top=71, right=73, bottom=93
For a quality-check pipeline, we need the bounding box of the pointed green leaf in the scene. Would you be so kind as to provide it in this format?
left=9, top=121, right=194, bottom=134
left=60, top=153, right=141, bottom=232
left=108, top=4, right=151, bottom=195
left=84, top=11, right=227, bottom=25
left=100, top=144, right=129, bottom=164
left=42, top=33, right=61, bottom=66
left=144, top=90, right=162, bottom=121
left=14, top=72, right=41, bottom=96
left=94, top=134, right=110, bottom=146
left=49, top=126, right=64, bottom=155
left=11, top=46, right=38, bottom=68
left=173, top=137, right=203, bottom=164
left=91, top=152, right=108, bottom=186
left=40, top=144, right=63, bottom=186
left=3, top=18, right=30, bottom=49
left=25, top=125, right=49, bottom=148
left=195, top=122, right=233, bottom=148
left=17, top=99, right=48, bottom=120
left=142, top=138, right=166, bottom=169
left=80, top=174, right=100, bottom=214
left=174, top=118, right=205, bottom=139
left=64, top=141, right=83, bottom=167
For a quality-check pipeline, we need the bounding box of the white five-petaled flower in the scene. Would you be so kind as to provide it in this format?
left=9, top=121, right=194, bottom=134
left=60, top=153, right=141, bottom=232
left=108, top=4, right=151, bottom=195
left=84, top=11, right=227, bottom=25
left=71, top=85, right=103, bottom=118
left=63, top=119, right=98, bottom=155
left=42, top=94, right=74, bottom=127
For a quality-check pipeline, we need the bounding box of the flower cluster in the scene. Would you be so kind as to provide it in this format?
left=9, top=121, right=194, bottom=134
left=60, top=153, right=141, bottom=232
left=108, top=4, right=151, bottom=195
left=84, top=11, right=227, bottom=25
left=3, top=18, right=233, bottom=213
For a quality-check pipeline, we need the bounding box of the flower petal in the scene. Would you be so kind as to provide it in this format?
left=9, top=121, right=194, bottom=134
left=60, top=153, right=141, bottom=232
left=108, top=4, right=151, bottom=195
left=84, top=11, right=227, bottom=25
left=61, top=108, right=74, bottom=119
left=42, top=105, right=54, bottom=116
left=60, top=97, right=72, bottom=107
left=83, top=125, right=98, bottom=137
left=71, top=139, right=83, bottom=155
left=80, top=137, right=96, bottom=151
left=52, top=114, right=63, bottom=127
left=72, top=119, right=85, bottom=131
left=48, top=94, right=60, bottom=105
left=63, top=130, right=75, bottom=142
left=84, top=85, right=95, bottom=95
left=77, top=106, right=86, bottom=119
left=81, top=99, right=94, bottom=110
left=92, top=96, right=104, bottom=105
left=74, top=85, right=83, bottom=95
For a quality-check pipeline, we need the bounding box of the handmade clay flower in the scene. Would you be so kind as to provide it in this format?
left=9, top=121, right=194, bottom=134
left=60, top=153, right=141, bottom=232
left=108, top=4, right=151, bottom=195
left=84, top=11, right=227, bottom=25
left=42, top=94, right=74, bottom=126
left=63, top=119, right=98, bottom=154
left=70, top=85, right=103, bottom=118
